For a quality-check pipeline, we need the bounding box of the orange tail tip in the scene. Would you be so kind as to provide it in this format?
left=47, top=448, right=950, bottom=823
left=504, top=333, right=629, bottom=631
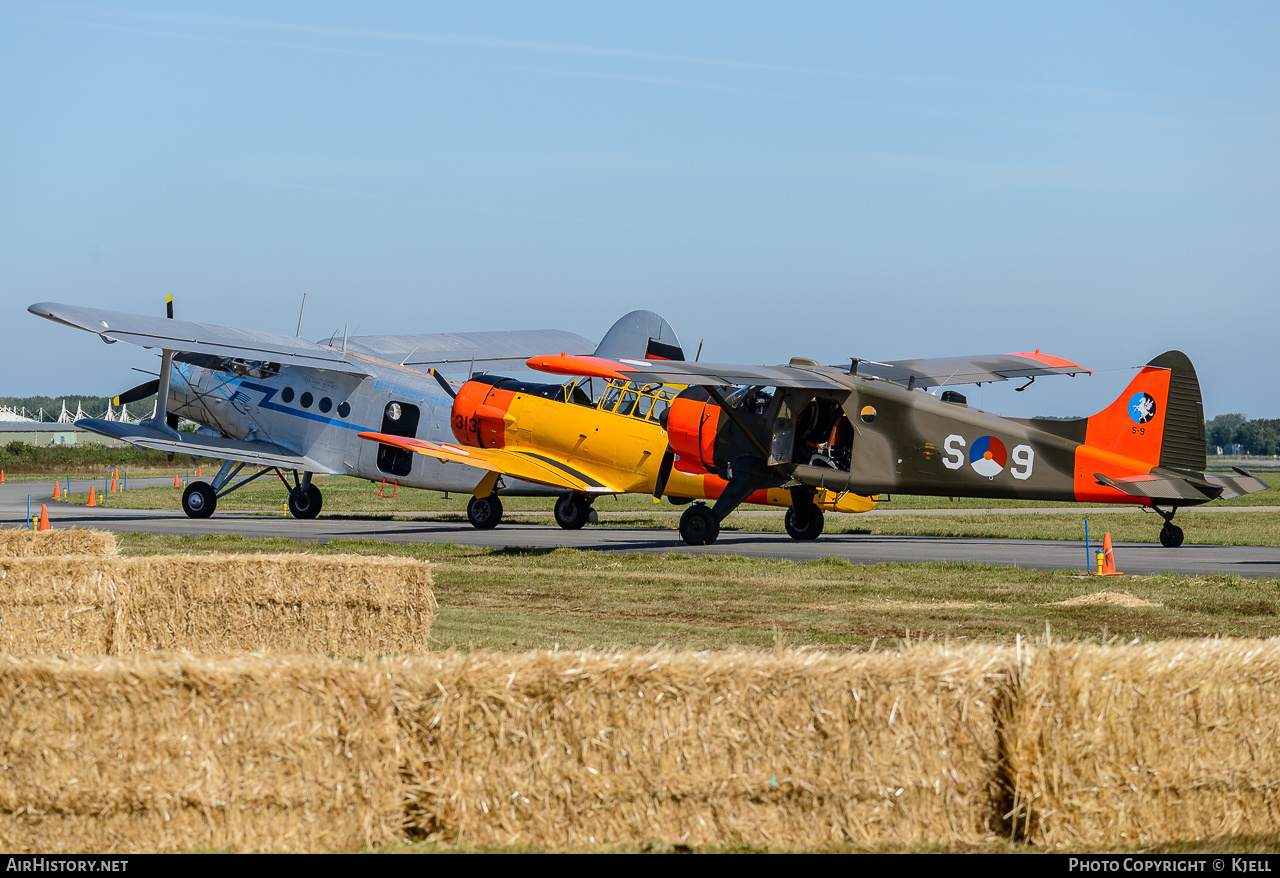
left=38, top=505, right=49, bottom=531
left=87, top=486, right=97, bottom=507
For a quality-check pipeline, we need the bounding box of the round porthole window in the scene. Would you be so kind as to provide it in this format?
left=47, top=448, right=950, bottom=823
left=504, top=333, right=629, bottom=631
left=860, top=405, right=877, bottom=424
left=386, top=402, right=402, bottom=421
left=337, top=401, right=351, bottom=418
left=300, top=392, right=313, bottom=409
left=319, top=397, right=332, bottom=413
left=281, top=387, right=295, bottom=403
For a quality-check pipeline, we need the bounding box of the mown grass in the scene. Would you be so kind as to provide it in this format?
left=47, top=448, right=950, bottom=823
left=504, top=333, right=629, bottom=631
left=116, top=533, right=1280, bottom=652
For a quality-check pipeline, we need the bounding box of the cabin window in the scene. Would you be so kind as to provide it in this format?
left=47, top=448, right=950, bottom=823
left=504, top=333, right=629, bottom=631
left=633, top=395, right=654, bottom=420
left=616, top=391, right=638, bottom=417
left=281, top=387, right=295, bottom=403
left=376, top=401, right=420, bottom=477
left=319, top=397, right=332, bottom=413
left=300, top=392, right=314, bottom=409
left=337, top=401, right=351, bottom=418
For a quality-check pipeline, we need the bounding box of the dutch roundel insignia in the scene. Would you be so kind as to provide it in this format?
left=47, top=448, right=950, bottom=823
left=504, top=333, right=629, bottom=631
left=969, top=435, right=1007, bottom=478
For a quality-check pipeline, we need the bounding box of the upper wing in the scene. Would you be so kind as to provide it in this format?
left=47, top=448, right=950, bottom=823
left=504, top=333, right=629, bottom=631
left=526, top=355, right=846, bottom=389
left=77, top=418, right=338, bottom=473
left=344, top=329, right=595, bottom=371
left=29, top=302, right=374, bottom=375
left=358, top=432, right=623, bottom=494
left=855, top=351, right=1091, bottom=389
left=526, top=350, right=1089, bottom=391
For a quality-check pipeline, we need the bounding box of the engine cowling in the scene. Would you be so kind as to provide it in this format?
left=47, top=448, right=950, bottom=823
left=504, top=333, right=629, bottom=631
left=450, top=378, right=517, bottom=448
left=666, top=387, right=720, bottom=474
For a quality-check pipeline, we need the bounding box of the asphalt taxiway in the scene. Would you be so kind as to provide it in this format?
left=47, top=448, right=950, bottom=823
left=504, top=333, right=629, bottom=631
left=3, top=477, right=1278, bottom=577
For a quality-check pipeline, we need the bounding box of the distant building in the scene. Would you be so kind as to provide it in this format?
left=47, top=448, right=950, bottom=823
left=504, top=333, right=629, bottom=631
left=0, top=422, right=128, bottom=446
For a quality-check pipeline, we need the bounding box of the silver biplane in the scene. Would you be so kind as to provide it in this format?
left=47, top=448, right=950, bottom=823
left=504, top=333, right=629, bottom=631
left=28, top=299, right=682, bottom=525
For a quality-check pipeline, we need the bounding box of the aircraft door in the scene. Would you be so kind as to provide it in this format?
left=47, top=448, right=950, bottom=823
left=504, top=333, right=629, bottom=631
left=769, top=395, right=794, bottom=466
left=376, top=401, right=421, bottom=477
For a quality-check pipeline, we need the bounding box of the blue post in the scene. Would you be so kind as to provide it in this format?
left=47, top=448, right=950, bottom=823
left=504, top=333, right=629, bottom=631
left=122, top=471, right=127, bottom=491
left=1085, top=517, right=1091, bottom=572
left=27, top=495, right=31, bottom=529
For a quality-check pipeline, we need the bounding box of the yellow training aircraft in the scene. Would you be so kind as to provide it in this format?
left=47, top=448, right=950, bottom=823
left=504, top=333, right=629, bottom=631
left=359, top=369, right=875, bottom=538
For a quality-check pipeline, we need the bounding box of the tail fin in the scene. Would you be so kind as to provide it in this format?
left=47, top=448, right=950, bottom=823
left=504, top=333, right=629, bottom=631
left=594, top=311, right=685, bottom=361
left=1084, top=351, right=1205, bottom=471
left=1024, top=351, right=1206, bottom=472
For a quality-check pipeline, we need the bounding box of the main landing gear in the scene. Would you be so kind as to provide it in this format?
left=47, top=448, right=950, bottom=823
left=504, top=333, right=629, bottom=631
left=554, top=492, right=594, bottom=530
left=1153, top=505, right=1185, bottom=548
left=675, top=467, right=826, bottom=547
left=784, top=500, right=824, bottom=541
left=180, top=462, right=324, bottom=521
left=467, top=494, right=503, bottom=529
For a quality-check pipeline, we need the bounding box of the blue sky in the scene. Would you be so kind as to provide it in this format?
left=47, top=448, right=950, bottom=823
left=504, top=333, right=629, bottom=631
left=2, top=1, right=1277, bottom=419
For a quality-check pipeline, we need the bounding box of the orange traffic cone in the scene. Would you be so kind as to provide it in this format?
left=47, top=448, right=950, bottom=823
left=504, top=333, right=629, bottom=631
left=197, top=466, right=202, bottom=477
left=38, top=505, right=49, bottom=531
left=110, top=477, right=118, bottom=493
left=174, top=474, right=181, bottom=488
left=87, top=486, right=97, bottom=507
left=1095, top=533, right=1123, bottom=575
left=53, top=481, right=60, bottom=499
left=1, top=470, right=5, bottom=483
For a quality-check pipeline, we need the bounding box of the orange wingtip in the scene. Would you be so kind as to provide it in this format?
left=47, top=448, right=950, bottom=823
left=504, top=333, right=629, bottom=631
left=1005, top=351, right=1093, bottom=373
left=526, top=354, right=632, bottom=382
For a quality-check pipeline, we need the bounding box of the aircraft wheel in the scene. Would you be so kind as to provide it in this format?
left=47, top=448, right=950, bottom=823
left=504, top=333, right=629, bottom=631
left=467, top=494, right=503, bottom=529
left=1160, top=522, right=1184, bottom=548
left=181, top=481, right=217, bottom=519
left=554, top=492, right=592, bottom=530
left=784, top=504, right=824, bottom=541
left=679, top=503, right=720, bottom=546
left=288, top=484, right=323, bottom=519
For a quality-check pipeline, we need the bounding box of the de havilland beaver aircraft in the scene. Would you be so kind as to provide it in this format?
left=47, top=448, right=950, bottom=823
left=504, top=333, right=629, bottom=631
left=27, top=299, right=682, bottom=521
left=494, top=348, right=1268, bottom=547
left=358, top=350, right=1114, bottom=536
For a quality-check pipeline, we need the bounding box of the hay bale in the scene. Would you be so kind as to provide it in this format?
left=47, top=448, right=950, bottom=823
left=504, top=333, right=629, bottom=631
left=0, top=558, right=124, bottom=654
left=118, top=554, right=434, bottom=655
left=0, top=529, right=117, bottom=558
left=0, top=654, right=403, bottom=853
left=392, top=646, right=1015, bottom=849
left=0, top=554, right=434, bottom=656
left=1004, top=639, right=1280, bottom=846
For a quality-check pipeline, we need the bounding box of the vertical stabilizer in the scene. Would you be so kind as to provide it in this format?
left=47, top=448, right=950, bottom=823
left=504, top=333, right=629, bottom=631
left=594, top=311, right=685, bottom=361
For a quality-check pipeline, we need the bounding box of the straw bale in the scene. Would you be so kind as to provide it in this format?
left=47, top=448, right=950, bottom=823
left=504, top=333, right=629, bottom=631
left=0, top=554, right=434, bottom=656
left=391, top=646, right=1016, bottom=849
left=0, top=654, right=403, bottom=853
left=0, top=558, right=125, bottom=654
left=117, top=554, right=434, bottom=655
left=1004, top=639, right=1280, bottom=846
left=0, top=528, right=117, bottom=558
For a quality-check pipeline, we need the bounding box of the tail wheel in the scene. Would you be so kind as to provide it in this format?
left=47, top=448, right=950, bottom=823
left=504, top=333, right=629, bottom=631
left=1160, top=522, right=1185, bottom=548
left=288, top=484, right=323, bottom=519
left=467, top=494, right=503, bottom=529
left=181, top=481, right=217, bottom=519
left=554, top=492, right=592, bottom=530
left=784, top=504, right=824, bottom=541
left=679, top=503, right=720, bottom=546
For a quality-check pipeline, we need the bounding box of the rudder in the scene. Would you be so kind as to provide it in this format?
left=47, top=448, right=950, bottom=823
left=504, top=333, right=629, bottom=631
left=1082, top=350, right=1205, bottom=472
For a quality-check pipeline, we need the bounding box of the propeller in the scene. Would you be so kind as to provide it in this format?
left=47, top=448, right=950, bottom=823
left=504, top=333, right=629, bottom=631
left=652, top=446, right=675, bottom=503
left=114, top=379, right=159, bottom=406
left=427, top=367, right=458, bottom=400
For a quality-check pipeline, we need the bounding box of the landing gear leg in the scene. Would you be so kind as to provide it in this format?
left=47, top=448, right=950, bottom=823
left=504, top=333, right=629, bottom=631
left=1154, top=505, right=1184, bottom=548
left=286, top=471, right=323, bottom=519
left=677, top=455, right=772, bottom=546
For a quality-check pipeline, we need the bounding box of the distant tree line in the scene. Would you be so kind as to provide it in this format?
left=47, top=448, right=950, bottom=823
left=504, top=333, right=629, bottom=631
left=1206, top=414, right=1280, bottom=456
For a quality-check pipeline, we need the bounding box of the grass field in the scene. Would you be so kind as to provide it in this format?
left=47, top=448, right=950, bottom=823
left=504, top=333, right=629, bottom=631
left=115, top=533, right=1280, bottom=651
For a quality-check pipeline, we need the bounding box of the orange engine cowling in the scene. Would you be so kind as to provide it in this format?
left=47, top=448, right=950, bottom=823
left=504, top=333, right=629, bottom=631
left=666, top=387, right=720, bottom=474
left=450, top=377, right=517, bottom=448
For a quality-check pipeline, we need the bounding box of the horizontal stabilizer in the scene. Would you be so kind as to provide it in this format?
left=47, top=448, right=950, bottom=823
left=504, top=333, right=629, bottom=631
left=30, top=302, right=374, bottom=375
left=1093, top=470, right=1223, bottom=503
left=1204, top=467, right=1271, bottom=501
left=76, top=419, right=337, bottom=473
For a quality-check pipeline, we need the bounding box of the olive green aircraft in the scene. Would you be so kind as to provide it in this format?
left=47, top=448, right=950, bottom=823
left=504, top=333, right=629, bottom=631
left=525, top=349, right=1268, bottom=547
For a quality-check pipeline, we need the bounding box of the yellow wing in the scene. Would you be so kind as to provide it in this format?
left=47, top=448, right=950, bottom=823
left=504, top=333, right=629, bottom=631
left=358, top=432, right=623, bottom=494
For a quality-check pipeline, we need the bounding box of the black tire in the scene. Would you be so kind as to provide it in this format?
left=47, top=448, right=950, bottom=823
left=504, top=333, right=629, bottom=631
left=467, top=494, right=503, bottom=529
left=554, top=492, right=592, bottom=530
left=679, top=503, right=720, bottom=546
left=288, top=484, right=323, bottom=519
left=181, top=481, right=217, bottom=519
left=1160, top=522, right=1184, bottom=548
left=784, top=504, right=824, bottom=541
